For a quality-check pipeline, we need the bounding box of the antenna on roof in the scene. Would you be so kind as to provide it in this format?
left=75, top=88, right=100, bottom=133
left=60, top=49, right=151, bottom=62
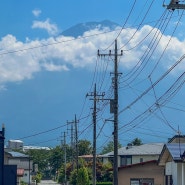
left=178, top=126, right=184, bottom=160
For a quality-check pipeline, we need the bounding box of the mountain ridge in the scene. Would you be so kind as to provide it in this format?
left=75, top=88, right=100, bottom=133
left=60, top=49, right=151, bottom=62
left=61, top=20, right=120, bottom=37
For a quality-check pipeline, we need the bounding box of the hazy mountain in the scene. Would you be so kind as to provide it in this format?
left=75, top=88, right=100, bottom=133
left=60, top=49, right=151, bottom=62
left=61, top=20, right=120, bottom=37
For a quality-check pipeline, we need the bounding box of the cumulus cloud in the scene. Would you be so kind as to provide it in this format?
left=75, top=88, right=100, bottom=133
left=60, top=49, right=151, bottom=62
left=32, top=9, right=42, bottom=17
left=32, top=19, right=59, bottom=36
left=42, top=63, right=69, bottom=71
left=0, top=25, right=185, bottom=86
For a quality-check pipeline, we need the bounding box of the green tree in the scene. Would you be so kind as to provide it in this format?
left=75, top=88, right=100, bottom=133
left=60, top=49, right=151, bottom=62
left=69, top=169, right=78, bottom=185
left=78, top=140, right=92, bottom=156
left=58, top=166, right=65, bottom=183
left=26, top=149, right=50, bottom=177
left=101, top=141, right=122, bottom=154
left=32, top=172, right=42, bottom=184
left=131, top=138, right=142, bottom=146
left=48, top=146, right=64, bottom=177
left=77, top=167, right=90, bottom=185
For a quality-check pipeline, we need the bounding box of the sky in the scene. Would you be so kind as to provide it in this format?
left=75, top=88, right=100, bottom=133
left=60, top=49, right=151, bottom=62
left=1, top=0, right=185, bottom=151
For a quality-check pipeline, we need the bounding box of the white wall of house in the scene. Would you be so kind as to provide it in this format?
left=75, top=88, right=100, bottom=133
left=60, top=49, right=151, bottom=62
left=165, top=161, right=185, bottom=185
left=132, top=155, right=159, bottom=164
left=176, top=163, right=185, bottom=185
left=102, top=157, right=110, bottom=164
left=22, top=169, right=31, bottom=184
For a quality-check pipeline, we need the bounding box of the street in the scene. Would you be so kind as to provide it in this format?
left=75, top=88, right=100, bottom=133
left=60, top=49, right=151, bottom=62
left=38, top=180, right=61, bottom=185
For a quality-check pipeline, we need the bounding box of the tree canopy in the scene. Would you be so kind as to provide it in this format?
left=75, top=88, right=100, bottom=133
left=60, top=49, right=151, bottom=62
left=78, top=139, right=92, bottom=156
left=100, top=141, right=122, bottom=154
left=131, top=138, right=142, bottom=146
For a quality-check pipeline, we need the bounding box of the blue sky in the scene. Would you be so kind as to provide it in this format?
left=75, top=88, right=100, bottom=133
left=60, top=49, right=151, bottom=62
left=1, top=0, right=185, bottom=150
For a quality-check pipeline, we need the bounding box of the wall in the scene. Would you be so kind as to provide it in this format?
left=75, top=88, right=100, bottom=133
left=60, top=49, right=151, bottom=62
left=118, top=162, right=164, bottom=185
left=132, top=155, right=159, bottom=164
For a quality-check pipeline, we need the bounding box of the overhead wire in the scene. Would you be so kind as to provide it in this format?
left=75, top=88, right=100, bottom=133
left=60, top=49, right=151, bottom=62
left=11, top=2, right=185, bottom=147
left=149, top=9, right=185, bottom=77
left=118, top=69, right=185, bottom=136
left=120, top=10, right=173, bottom=85
left=119, top=0, right=156, bottom=50
left=118, top=53, right=185, bottom=116
left=101, top=0, right=137, bottom=51
left=0, top=12, right=185, bottom=58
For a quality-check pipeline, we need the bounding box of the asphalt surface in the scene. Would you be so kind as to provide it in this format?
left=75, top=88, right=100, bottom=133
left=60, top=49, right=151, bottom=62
left=38, top=180, right=61, bottom=185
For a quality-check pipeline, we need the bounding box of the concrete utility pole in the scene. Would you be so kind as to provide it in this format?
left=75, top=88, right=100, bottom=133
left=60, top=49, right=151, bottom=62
left=64, top=132, right=67, bottom=184
left=74, top=115, right=79, bottom=171
left=67, top=115, right=79, bottom=171
left=67, top=120, right=74, bottom=170
left=0, top=124, right=5, bottom=185
left=87, top=84, right=105, bottom=185
left=61, top=132, right=67, bottom=184
left=98, top=40, right=122, bottom=185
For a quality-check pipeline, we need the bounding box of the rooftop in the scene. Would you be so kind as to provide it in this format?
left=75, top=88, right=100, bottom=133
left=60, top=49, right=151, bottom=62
left=102, top=143, right=164, bottom=156
left=8, top=151, right=29, bottom=158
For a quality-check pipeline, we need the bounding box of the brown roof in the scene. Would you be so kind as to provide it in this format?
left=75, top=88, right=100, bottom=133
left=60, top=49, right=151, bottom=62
left=118, top=160, right=157, bottom=170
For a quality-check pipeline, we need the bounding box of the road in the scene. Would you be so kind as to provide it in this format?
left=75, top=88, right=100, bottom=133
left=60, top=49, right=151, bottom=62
left=38, top=180, right=61, bottom=185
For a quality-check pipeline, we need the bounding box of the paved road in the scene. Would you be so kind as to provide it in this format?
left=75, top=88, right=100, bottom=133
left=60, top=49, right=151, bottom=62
left=38, top=180, right=61, bottom=185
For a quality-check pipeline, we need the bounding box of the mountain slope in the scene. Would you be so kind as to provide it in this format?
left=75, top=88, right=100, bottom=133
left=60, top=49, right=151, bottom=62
left=61, top=20, right=119, bottom=37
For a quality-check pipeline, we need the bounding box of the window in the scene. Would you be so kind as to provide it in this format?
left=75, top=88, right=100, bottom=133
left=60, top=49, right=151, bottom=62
left=140, top=158, right=143, bottom=163
left=130, top=178, right=154, bottom=185
left=120, top=155, right=132, bottom=166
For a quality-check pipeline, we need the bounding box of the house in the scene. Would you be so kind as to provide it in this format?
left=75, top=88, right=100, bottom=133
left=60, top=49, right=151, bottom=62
left=4, top=151, right=33, bottom=185
left=102, top=143, right=164, bottom=185
left=101, top=143, right=164, bottom=167
left=118, top=160, right=164, bottom=185
left=117, top=135, right=185, bottom=185
left=159, top=143, right=185, bottom=185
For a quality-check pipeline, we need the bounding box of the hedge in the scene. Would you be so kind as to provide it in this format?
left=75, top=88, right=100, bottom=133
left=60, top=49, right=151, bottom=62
left=92, top=182, right=112, bottom=185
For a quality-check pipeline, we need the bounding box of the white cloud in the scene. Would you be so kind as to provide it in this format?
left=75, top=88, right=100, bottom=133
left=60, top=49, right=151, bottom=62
left=32, top=9, right=42, bottom=17
left=0, top=25, right=185, bottom=85
left=42, top=63, right=69, bottom=71
left=32, top=19, right=59, bottom=36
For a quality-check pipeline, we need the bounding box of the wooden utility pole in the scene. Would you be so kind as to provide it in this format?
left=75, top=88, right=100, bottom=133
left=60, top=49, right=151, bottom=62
left=87, top=84, right=105, bottom=185
left=98, top=40, right=122, bottom=185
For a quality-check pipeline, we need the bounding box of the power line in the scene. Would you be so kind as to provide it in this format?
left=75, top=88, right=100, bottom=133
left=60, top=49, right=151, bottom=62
left=1, top=13, right=184, bottom=57
left=17, top=123, right=68, bottom=140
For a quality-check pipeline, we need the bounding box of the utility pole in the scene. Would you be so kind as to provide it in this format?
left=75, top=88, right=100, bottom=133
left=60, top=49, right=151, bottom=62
left=61, top=132, right=67, bottom=184
left=64, top=132, right=67, bottom=185
left=67, top=120, right=75, bottom=170
left=74, top=115, right=79, bottom=171
left=87, top=84, right=105, bottom=185
left=68, top=115, right=79, bottom=171
left=98, top=40, right=122, bottom=185
left=0, top=124, right=5, bottom=185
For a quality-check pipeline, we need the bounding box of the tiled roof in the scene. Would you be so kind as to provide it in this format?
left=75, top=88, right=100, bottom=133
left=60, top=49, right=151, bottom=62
left=118, top=160, right=157, bottom=169
left=8, top=151, right=29, bottom=158
left=102, top=143, right=164, bottom=156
